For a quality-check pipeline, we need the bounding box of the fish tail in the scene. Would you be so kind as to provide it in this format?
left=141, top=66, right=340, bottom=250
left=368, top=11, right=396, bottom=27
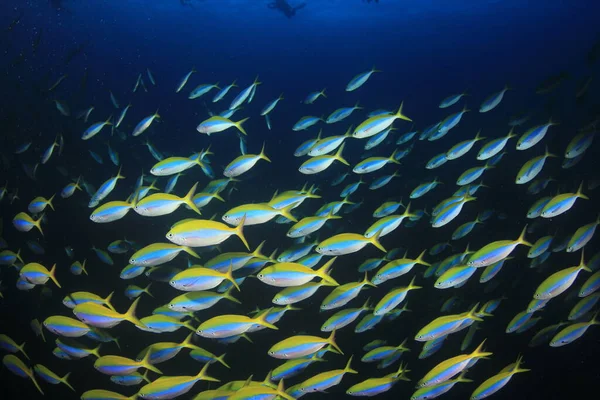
left=327, top=329, right=344, bottom=354
left=235, top=214, right=250, bottom=250
left=18, top=342, right=29, bottom=360
left=470, top=339, right=492, bottom=359
left=144, top=283, right=154, bottom=298
left=408, top=275, right=422, bottom=290
left=197, top=362, right=220, bottom=382
left=91, top=344, right=102, bottom=359
left=61, top=372, right=76, bottom=391
left=116, top=165, right=125, bottom=180
left=415, top=249, right=431, bottom=267
left=223, top=286, right=241, bottom=304
left=517, top=225, right=533, bottom=247
left=334, top=142, right=350, bottom=166
left=344, top=355, right=358, bottom=374
left=389, top=149, right=401, bottom=164
left=104, top=291, right=117, bottom=312
left=276, top=379, right=296, bottom=400
left=235, top=117, right=249, bottom=135
left=225, top=262, right=240, bottom=291
left=184, top=182, right=201, bottom=215
left=403, top=202, right=417, bottom=219
left=369, top=229, right=387, bottom=253
left=254, top=309, right=278, bottom=330
left=140, top=350, right=163, bottom=374
left=183, top=320, right=196, bottom=332
left=279, top=204, right=298, bottom=223
left=141, top=369, right=151, bottom=383
left=363, top=272, right=377, bottom=288
left=260, top=142, right=271, bottom=162
left=124, top=297, right=145, bottom=329
left=253, top=240, right=267, bottom=258
left=395, top=101, right=412, bottom=122
left=456, top=370, right=473, bottom=383
left=576, top=181, right=589, bottom=200
left=82, top=259, right=89, bottom=276
left=182, top=246, right=201, bottom=259
left=34, top=213, right=44, bottom=236
left=215, top=353, right=231, bottom=368
left=47, top=194, right=56, bottom=210
left=316, top=257, right=339, bottom=286
left=49, top=263, right=62, bottom=288
left=15, top=248, right=23, bottom=263
left=30, top=374, right=45, bottom=395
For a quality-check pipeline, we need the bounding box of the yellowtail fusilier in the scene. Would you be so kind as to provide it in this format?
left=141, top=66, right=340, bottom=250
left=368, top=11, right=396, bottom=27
left=166, top=216, right=249, bottom=250
left=129, top=243, right=200, bottom=267
left=353, top=102, right=412, bottom=139
left=196, top=116, right=248, bottom=136
left=317, top=230, right=386, bottom=256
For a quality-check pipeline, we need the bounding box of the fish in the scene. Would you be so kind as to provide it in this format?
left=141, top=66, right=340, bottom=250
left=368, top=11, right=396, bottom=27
left=353, top=103, right=412, bottom=139
left=224, top=143, right=271, bottom=177
left=166, top=217, right=249, bottom=250
left=82, top=117, right=113, bottom=140
left=132, top=111, right=160, bottom=137
left=2, top=354, right=44, bottom=395
left=470, top=355, right=530, bottom=400
left=479, top=85, right=511, bottom=112
left=346, top=67, right=381, bottom=91
left=137, top=363, right=218, bottom=399
left=175, top=67, right=196, bottom=93
left=268, top=329, right=342, bottom=359
left=197, top=116, right=248, bottom=135
left=134, top=182, right=201, bottom=216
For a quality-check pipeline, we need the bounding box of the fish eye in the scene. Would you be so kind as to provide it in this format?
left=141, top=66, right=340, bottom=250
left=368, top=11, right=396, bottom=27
left=269, top=350, right=274, bottom=355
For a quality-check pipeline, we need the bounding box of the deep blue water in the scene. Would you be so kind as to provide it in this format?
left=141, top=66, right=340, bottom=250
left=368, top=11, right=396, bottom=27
left=1, top=0, right=600, bottom=399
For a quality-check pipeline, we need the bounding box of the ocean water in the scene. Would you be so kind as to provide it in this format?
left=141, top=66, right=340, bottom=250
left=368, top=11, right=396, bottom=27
left=1, top=0, right=600, bottom=399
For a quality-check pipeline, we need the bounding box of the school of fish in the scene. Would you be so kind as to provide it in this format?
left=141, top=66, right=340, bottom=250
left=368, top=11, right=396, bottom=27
left=1, top=51, right=599, bottom=400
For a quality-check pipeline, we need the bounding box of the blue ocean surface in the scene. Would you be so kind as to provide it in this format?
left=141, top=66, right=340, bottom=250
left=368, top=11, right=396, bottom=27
left=1, top=0, right=600, bottom=399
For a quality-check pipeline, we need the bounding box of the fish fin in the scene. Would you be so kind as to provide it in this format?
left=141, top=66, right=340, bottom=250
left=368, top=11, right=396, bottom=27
left=279, top=204, right=298, bottom=223
left=334, top=142, right=349, bottom=166
left=235, top=117, right=249, bottom=135
left=225, top=262, right=240, bottom=291
left=184, top=182, right=202, bottom=215
left=395, top=102, right=412, bottom=122
left=369, top=229, right=387, bottom=253
left=48, top=263, right=61, bottom=288
left=235, top=214, right=250, bottom=250
left=124, top=297, right=145, bottom=328
left=140, top=348, right=162, bottom=374
left=316, top=257, right=339, bottom=286
left=104, top=291, right=116, bottom=311
left=61, top=372, right=75, bottom=391
left=327, top=329, right=344, bottom=355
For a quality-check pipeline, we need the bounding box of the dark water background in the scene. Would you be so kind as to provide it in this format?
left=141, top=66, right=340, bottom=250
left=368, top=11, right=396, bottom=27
left=1, top=0, right=600, bottom=399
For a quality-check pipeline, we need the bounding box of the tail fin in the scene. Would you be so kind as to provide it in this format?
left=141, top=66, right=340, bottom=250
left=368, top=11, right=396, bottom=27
left=415, top=249, right=432, bottom=267
left=140, top=349, right=163, bottom=374
left=48, top=264, right=61, bottom=288
left=334, top=143, right=349, bottom=166
left=183, top=183, right=201, bottom=215
left=235, top=214, right=250, bottom=250
left=516, top=225, right=533, bottom=247
left=235, top=117, right=249, bottom=135
left=368, top=229, right=387, bottom=253
left=395, top=102, right=412, bottom=122
left=315, top=257, right=339, bottom=286
left=224, top=262, right=240, bottom=291
left=124, top=297, right=145, bottom=328
left=61, top=372, right=75, bottom=391
left=326, top=329, right=344, bottom=355
left=259, top=143, right=271, bottom=162
left=196, top=362, right=220, bottom=382
left=279, top=204, right=298, bottom=223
